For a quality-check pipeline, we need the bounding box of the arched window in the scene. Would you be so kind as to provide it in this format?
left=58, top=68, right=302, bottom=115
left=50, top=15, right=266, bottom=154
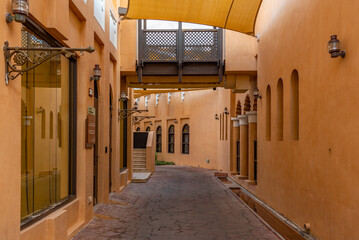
left=266, top=85, right=271, bottom=141
left=146, top=126, right=151, bottom=132
left=156, top=126, right=162, bottom=152
left=182, top=124, right=189, bottom=154
left=290, top=70, right=299, bottom=140
left=277, top=79, right=283, bottom=140
left=136, top=127, right=141, bottom=132
left=168, top=125, right=175, bottom=153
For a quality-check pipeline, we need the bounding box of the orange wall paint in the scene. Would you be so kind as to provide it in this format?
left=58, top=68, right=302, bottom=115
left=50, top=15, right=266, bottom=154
left=133, top=89, right=235, bottom=171
left=255, top=0, right=359, bottom=239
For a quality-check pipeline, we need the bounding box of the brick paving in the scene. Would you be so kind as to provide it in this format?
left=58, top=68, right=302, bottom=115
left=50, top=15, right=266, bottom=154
left=72, top=166, right=281, bottom=240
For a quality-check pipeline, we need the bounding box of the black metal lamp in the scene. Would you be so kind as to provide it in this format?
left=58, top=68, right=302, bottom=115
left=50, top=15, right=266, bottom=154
left=328, top=35, right=345, bottom=58
left=214, top=114, right=219, bottom=120
left=6, top=0, right=29, bottom=24
left=224, top=107, right=229, bottom=115
left=90, top=64, right=101, bottom=81
left=253, top=87, right=262, bottom=99
left=133, top=101, right=138, bottom=110
left=119, top=90, right=128, bottom=102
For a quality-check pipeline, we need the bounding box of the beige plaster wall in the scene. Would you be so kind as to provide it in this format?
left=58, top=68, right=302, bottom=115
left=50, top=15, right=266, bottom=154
left=134, top=89, right=234, bottom=171
left=254, top=0, right=359, bottom=239
left=225, top=30, right=257, bottom=74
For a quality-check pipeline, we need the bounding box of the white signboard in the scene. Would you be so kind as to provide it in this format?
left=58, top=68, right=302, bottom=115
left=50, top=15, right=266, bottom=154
left=109, top=9, right=118, bottom=49
left=94, top=0, right=105, bottom=31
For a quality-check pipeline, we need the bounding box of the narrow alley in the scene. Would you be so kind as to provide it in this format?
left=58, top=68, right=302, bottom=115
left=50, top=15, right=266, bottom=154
left=73, top=166, right=281, bottom=240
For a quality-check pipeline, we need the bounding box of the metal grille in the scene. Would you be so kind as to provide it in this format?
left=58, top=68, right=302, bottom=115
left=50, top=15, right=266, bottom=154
left=183, top=31, right=218, bottom=61
left=143, top=31, right=177, bottom=61
left=21, top=29, right=48, bottom=48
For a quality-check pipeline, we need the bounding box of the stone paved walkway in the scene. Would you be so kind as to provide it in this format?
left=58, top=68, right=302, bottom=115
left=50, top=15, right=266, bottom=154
left=72, top=166, right=281, bottom=240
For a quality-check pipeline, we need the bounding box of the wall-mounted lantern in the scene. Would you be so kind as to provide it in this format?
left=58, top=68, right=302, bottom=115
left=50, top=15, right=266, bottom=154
left=90, top=64, right=102, bottom=81
left=119, top=90, right=129, bottom=102
left=118, top=92, right=148, bottom=121
left=224, top=107, right=229, bottom=115
left=214, top=114, right=219, bottom=120
left=133, top=101, right=139, bottom=110
left=133, top=116, right=155, bottom=124
left=328, top=35, right=345, bottom=58
left=253, top=86, right=262, bottom=99
left=6, top=0, right=29, bottom=24
left=118, top=7, right=127, bottom=20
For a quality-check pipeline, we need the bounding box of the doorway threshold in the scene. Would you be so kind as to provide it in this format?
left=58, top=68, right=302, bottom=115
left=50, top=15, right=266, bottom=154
left=132, top=172, right=152, bottom=183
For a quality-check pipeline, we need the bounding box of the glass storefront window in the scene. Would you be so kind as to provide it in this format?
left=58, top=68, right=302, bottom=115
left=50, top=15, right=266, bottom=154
left=21, top=30, right=72, bottom=220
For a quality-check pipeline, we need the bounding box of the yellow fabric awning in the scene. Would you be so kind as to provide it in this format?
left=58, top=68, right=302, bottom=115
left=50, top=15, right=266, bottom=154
left=125, top=0, right=262, bottom=35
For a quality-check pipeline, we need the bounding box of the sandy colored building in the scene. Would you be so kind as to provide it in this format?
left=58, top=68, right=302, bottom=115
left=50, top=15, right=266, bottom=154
left=1, top=0, right=133, bottom=239
left=0, top=0, right=358, bottom=240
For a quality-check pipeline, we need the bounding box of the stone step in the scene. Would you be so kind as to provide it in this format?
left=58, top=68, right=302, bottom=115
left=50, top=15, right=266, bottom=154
left=134, top=160, right=146, bottom=164
left=133, top=149, right=146, bottom=153
left=132, top=172, right=152, bottom=183
left=133, top=150, right=146, bottom=153
left=134, top=165, right=146, bottom=169
left=134, top=162, right=146, bottom=166
left=133, top=168, right=149, bottom=172
left=133, top=159, right=146, bottom=162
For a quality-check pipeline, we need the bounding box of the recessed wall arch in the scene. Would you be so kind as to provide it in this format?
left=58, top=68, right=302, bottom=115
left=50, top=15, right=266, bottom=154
left=290, top=70, right=299, bottom=140
left=277, top=78, right=283, bottom=141
left=266, top=85, right=271, bottom=141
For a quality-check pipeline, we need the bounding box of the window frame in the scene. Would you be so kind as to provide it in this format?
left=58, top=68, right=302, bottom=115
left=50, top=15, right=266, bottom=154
left=168, top=125, right=175, bottom=153
left=20, top=18, right=77, bottom=229
left=182, top=124, right=190, bottom=154
left=156, top=126, right=162, bottom=153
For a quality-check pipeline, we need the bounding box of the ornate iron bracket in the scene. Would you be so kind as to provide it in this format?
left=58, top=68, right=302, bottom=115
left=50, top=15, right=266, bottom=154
left=3, top=41, right=95, bottom=86
left=118, top=109, right=149, bottom=121
left=132, top=115, right=155, bottom=124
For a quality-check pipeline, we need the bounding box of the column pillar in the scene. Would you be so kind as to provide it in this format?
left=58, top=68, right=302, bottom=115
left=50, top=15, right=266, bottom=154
left=238, top=115, right=248, bottom=179
left=230, top=118, right=240, bottom=175
left=246, top=111, right=257, bottom=183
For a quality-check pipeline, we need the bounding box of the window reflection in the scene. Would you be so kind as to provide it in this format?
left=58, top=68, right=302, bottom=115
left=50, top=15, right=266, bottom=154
left=168, top=125, right=175, bottom=153
left=21, top=30, right=70, bottom=219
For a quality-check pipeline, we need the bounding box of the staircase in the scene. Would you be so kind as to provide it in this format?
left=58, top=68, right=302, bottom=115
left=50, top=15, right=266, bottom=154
left=133, top=149, right=147, bottom=172
left=132, top=132, right=155, bottom=183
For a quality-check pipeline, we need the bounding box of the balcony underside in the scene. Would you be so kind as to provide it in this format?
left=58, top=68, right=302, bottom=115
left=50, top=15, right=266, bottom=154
left=126, top=75, right=224, bottom=89
left=141, top=61, right=221, bottom=76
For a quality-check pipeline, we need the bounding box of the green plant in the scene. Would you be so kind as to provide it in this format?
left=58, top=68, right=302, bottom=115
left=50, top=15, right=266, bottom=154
left=155, top=160, right=175, bottom=166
